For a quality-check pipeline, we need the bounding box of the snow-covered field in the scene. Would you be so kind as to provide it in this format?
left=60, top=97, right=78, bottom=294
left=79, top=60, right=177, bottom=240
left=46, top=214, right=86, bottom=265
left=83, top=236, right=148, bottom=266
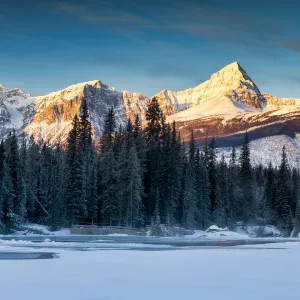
left=1, top=241, right=300, bottom=300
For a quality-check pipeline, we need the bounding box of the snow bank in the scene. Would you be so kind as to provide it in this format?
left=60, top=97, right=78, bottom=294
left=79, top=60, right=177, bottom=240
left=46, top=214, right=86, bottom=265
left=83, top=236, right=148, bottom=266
left=14, top=224, right=70, bottom=236
left=185, top=225, right=249, bottom=239
left=236, top=225, right=282, bottom=238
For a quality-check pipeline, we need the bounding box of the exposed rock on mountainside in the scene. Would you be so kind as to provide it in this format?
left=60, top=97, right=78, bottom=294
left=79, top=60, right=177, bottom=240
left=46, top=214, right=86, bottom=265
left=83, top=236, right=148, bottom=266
left=164, top=63, right=300, bottom=143
left=0, top=62, right=300, bottom=158
left=24, top=81, right=148, bottom=144
left=154, top=62, right=265, bottom=115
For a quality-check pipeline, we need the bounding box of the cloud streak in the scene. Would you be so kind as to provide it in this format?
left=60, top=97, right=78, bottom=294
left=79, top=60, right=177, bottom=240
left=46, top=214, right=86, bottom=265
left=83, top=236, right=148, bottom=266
left=55, top=0, right=300, bottom=55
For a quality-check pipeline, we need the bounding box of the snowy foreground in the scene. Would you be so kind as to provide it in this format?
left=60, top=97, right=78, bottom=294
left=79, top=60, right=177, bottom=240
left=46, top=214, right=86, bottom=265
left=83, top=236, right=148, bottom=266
left=1, top=238, right=300, bottom=300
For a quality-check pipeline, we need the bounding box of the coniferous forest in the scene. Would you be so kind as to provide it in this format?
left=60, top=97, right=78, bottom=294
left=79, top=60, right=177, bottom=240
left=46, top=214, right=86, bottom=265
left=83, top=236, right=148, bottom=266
left=0, top=98, right=299, bottom=236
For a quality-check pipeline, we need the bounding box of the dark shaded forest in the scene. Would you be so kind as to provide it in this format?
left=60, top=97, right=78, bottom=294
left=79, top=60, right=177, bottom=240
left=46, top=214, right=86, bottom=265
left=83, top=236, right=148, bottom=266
left=0, top=98, right=299, bottom=236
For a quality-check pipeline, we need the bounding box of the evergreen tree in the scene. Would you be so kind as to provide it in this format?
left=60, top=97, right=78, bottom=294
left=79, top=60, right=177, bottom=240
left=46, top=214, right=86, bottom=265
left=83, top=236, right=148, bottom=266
left=227, top=146, right=240, bottom=228
left=207, top=138, right=217, bottom=212
left=0, top=140, right=5, bottom=178
left=145, top=97, right=162, bottom=140
left=291, top=168, right=299, bottom=216
left=117, top=120, right=144, bottom=227
left=99, top=108, right=119, bottom=225
left=65, top=115, right=87, bottom=225
left=195, top=148, right=211, bottom=229
left=182, top=131, right=198, bottom=228
left=79, top=99, right=93, bottom=152
left=230, top=146, right=237, bottom=166
left=144, top=97, right=164, bottom=222
left=158, top=119, right=172, bottom=223
left=168, top=121, right=183, bottom=225
left=101, top=107, right=116, bottom=153
left=133, top=114, right=147, bottom=172
left=5, top=131, right=26, bottom=220
left=48, top=148, right=64, bottom=230
left=214, top=155, right=228, bottom=227
left=293, top=200, right=300, bottom=236
left=78, top=99, right=97, bottom=224
left=26, top=136, right=40, bottom=221
left=239, top=131, right=253, bottom=225
left=274, top=146, right=292, bottom=233
left=150, top=188, right=163, bottom=236
left=0, top=162, right=13, bottom=231
left=264, top=162, right=276, bottom=223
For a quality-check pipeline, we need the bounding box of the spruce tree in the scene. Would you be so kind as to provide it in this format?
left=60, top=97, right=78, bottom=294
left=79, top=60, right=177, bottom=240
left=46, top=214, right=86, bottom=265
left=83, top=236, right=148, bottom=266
left=195, top=148, right=211, bottom=229
left=0, top=140, right=5, bottom=178
left=274, top=146, right=292, bottom=233
left=100, top=109, right=119, bottom=225
left=239, top=131, right=253, bottom=225
left=5, top=131, right=26, bottom=221
left=291, top=168, right=299, bottom=216
left=0, top=162, right=13, bottom=231
left=26, top=136, right=40, bottom=221
left=144, top=97, right=164, bottom=222
left=65, top=115, right=87, bottom=225
left=78, top=99, right=97, bottom=224
left=214, top=155, right=228, bottom=227
left=264, top=162, right=276, bottom=223
left=182, top=131, right=198, bottom=229
left=48, top=148, right=64, bottom=230
left=150, top=188, right=163, bottom=236
left=101, top=107, right=116, bottom=153
left=168, top=121, right=183, bottom=225
left=293, top=200, right=300, bottom=236
left=117, top=120, right=144, bottom=227
left=227, top=147, right=240, bottom=229
left=207, top=138, right=217, bottom=212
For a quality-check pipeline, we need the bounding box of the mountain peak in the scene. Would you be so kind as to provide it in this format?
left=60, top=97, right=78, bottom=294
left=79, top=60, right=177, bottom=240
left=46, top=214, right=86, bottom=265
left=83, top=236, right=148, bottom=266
left=223, top=61, right=242, bottom=69
left=154, top=61, right=264, bottom=112
left=215, top=61, right=248, bottom=78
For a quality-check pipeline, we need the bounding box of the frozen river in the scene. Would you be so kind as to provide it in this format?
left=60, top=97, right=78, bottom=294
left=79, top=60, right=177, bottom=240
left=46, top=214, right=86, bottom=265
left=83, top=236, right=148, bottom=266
left=1, top=234, right=299, bottom=250
left=0, top=237, right=300, bottom=300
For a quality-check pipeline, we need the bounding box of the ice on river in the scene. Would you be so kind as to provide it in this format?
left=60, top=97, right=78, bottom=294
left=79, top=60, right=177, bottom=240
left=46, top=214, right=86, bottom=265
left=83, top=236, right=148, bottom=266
left=1, top=240, right=300, bottom=300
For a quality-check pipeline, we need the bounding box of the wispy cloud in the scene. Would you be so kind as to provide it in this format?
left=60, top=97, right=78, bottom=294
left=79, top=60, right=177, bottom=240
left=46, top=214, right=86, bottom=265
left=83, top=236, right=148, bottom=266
left=88, top=16, right=145, bottom=24
left=55, top=0, right=300, bottom=55
left=283, top=37, right=300, bottom=52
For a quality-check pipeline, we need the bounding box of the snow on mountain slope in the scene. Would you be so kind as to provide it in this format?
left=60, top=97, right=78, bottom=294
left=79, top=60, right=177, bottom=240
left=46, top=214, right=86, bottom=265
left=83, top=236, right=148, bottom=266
left=163, top=62, right=300, bottom=143
left=1, top=61, right=300, bottom=159
left=155, top=62, right=265, bottom=116
left=216, top=135, right=300, bottom=168
left=167, top=95, right=258, bottom=123
left=24, top=81, right=148, bottom=144
left=0, top=84, right=35, bottom=136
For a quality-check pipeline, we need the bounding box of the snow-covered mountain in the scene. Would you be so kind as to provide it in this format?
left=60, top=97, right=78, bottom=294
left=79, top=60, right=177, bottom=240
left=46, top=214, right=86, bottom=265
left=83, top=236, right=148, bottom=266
left=164, top=62, right=300, bottom=144
left=1, top=61, right=300, bottom=165
left=21, top=81, right=147, bottom=145
left=155, top=62, right=265, bottom=115
left=0, top=80, right=149, bottom=145
left=0, top=84, right=35, bottom=137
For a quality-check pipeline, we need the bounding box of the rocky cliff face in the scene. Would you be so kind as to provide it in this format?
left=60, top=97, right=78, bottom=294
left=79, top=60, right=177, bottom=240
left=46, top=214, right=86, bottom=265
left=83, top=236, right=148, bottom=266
left=23, top=81, right=149, bottom=144
left=154, top=62, right=266, bottom=115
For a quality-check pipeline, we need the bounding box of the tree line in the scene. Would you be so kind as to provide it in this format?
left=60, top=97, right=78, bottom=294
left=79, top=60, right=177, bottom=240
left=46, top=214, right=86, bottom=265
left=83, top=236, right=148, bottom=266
left=0, top=97, right=299, bottom=236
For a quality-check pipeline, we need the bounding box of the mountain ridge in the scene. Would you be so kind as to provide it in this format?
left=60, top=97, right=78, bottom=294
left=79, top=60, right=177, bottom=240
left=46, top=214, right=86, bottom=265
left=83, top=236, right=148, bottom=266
left=0, top=62, right=300, bottom=156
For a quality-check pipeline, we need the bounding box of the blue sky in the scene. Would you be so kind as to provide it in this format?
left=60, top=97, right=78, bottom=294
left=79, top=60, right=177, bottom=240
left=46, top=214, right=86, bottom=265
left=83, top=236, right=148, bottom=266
left=1, top=0, right=300, bottom=97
